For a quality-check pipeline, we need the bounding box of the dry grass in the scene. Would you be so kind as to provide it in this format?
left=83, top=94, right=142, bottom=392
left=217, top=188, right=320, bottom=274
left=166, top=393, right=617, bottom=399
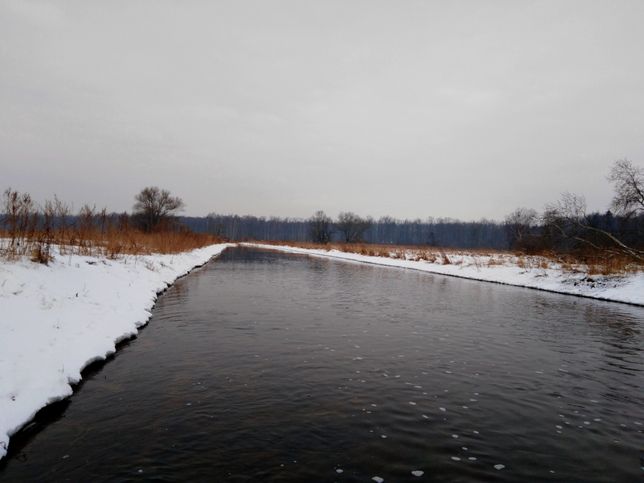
left=0, top=188, right=222, bottom=264
left=486, top=257, right=503, bottom=267
left=257, top=240, right=642, bottom=275
left=0, top=227, right=221, bottom=263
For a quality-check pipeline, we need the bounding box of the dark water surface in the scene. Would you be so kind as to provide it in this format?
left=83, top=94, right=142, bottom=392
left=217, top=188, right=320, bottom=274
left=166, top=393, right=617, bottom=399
left=1, top=247, right=643, bottom=482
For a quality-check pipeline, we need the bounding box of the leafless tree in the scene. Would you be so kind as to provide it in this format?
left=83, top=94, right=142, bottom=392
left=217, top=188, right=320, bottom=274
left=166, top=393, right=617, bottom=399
left=309, top=210, right=333, bottom=244
left=504, top=207, right=538, bottom=250
left=2, top=188, right=35, bottom=252
left=33, top=199, right=56, bottom=264
left=52, top=195, right=71, bottom=248
left=133, top=186, right=185, bottom=232
left=336, top=212, right=372, bottom=243
left=608, top=159, right=644, bottom=217
left=543, top=192, right=643, bottom=262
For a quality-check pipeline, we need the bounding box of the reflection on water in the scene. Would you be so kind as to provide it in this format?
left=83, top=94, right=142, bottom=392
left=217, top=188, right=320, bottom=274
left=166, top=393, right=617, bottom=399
left=1, top=247, right=643, bottom=482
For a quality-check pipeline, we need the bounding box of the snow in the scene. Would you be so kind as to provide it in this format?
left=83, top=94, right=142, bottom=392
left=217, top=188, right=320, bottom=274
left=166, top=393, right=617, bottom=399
left=1, top=241, right=641, bottom=461
left=0, top=243, right=232, bottom=460
left=243, top=243, right=644, bottom=306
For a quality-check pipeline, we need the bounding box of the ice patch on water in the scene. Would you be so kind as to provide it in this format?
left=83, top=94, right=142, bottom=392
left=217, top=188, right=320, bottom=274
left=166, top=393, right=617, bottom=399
left=336, top=468, right=344, bottom=474
left=468, top=457, right=477, bottom=461
left=439, top=407, right=446, bottom=412
left=452, top=434, right=459, bottom=439
left=451, top=456, right=461, bottom=461
left=409, top=401, right=417, bottom=406
left=494, top=464, right=505, bottom=470
left=372, top=477, right=384, bottom=483
left=411, top=470, right=424, bottom=476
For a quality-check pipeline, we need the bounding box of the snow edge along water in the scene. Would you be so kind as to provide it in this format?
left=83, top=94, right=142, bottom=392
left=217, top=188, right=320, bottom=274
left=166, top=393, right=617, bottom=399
left=242, top=243, right=644, bottom=307
left=0, top=243, right=235, bottom=461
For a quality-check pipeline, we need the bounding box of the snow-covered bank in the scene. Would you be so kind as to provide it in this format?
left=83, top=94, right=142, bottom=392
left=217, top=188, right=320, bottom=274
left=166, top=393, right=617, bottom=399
left=243, top=243, right=644, bottom=307
left=0, top=243, right=234, bottom=460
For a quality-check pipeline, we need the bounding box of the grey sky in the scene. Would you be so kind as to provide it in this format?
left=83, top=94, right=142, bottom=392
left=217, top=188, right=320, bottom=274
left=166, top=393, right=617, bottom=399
left=1, top=1, right=643, bottom=220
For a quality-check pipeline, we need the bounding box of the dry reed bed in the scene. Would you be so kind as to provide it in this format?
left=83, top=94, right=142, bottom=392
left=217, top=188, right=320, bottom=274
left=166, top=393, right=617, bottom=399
left=1, top=188, right=222, bottom=263
left=258, top=241, right=642, bottom=276
left=0, top=229, right=222, bottom=264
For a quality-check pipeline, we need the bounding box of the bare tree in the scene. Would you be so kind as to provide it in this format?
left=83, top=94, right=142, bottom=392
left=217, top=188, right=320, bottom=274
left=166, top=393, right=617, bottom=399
left=133, top=186, right=185, bottom=232
left=543, top=192, right=643, bottom=261
left=336, top=212, right=372, bottom=243
left=608, top=159, right=644, bottom=217
left=2, top=188, right=35, bottom=252
left=504, top=207, right=538, bottom=250
left=52, top=195, right=71, bottom=248
left=309, top=210, right=333, bottom=244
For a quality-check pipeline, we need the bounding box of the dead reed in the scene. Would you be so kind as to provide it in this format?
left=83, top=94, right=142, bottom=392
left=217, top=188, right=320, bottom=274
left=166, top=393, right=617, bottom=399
left=0, top=189, right=221, bottom=264
left=258, top=240, right=641, bottom=276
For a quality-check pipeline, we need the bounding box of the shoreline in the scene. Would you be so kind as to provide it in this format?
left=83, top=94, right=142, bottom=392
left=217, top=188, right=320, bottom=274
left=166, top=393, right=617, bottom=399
left=243, top=243, right=644, bottom=307
left=0, top=243, right=234, bottom=460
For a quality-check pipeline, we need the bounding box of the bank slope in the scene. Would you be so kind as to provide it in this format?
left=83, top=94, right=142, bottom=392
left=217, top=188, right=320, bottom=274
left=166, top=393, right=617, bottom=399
left=244, top=243, right=644, bottom=306
left=0, top=243, right=233, bottom=460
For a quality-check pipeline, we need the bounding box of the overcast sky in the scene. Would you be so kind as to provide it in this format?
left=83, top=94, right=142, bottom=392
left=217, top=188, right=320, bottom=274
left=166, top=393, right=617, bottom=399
left=1, top=1, right=643, bottom=220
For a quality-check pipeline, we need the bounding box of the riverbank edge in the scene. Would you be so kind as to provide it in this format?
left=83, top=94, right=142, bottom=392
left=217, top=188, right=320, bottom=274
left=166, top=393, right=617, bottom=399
left=0, top=243, right=235, bottom=461
left=242, top=243, right=644, bottom=307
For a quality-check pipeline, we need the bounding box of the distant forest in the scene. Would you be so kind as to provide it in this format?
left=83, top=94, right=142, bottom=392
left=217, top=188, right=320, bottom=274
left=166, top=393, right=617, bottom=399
left=179, top=212, right=643, bottom=251
left=4, top=158, right=642, bottom=258
left=181, top=215, right=509, bottom=248
left=1, top=211, right=641, bottom=252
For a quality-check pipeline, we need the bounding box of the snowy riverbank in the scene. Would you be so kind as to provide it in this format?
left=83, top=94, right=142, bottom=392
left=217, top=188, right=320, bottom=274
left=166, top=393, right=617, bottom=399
left=244, top=243, right=644, bottom=307
left=0, top=243, right=233, bottom=460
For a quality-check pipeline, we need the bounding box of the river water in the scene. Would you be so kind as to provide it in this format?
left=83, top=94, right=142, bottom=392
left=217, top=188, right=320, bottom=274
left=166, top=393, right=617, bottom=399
left=1, top=247, right=643, bottom=482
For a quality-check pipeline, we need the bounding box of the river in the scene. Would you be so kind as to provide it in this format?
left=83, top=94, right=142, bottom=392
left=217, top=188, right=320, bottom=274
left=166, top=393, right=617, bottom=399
left=1, top=247, right=642, bottom=482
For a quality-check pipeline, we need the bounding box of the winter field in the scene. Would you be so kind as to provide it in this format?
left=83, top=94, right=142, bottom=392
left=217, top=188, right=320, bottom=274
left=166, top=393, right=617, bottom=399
left=0, top=243, right=232, bottom=460
left=244, top=243, right=644, bottom=307
left=1, top=241, right=642, bottom=462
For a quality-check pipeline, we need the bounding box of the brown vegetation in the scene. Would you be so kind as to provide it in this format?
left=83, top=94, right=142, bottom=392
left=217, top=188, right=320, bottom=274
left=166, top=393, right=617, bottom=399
left=1, top=189, right=222, bottom=264
left=257, top=240, right=641, bottom=275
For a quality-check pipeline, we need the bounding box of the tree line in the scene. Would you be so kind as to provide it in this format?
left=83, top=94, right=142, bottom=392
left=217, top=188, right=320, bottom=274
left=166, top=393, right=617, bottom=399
left=504, top=159, right=643, bottom=261
left=195, top=159, right=643, bottom=261
left=4, top=159, right=642, bottom=262
left=185, top=213, right=510, bottom=249
left=1, top=186, right=191, bottom=262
